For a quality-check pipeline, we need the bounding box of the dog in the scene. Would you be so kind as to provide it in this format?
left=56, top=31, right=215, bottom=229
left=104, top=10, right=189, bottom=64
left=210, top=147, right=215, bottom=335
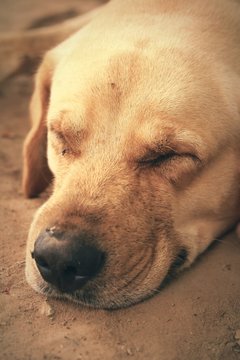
left=19, top=0, right=240, bottom=309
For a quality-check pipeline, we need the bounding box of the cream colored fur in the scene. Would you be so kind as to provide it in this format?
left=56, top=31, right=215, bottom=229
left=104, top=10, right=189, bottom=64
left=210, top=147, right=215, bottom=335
left=22, top=0, right=240, bottom=308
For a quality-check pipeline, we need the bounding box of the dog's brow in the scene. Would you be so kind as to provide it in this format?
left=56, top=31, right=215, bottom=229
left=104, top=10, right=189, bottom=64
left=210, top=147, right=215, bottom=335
left=48, top=120, right=88, bottom=147
left=48, top=107, right=87, bottom=130
left=173, top=130, right=207, bottom=159
left=49, top=123, right=62, bottom=133
left=136, top=128, right=207, bottom=161
left=48, top=123, right=65, bottom=140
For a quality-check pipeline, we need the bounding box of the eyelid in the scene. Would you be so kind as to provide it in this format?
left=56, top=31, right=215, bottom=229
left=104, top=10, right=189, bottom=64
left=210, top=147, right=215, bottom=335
left=138, top=149, right=177, bottom=163
left=49, top=129, right=70, bottom=156
left=141, top=155, right=177, bottom=168
left=49, top=128, right=82, bottom=157
left=137, top=149, right=201, bottom=168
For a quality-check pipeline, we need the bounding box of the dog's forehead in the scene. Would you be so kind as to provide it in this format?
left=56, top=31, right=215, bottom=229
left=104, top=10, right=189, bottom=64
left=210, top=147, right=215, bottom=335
left=50, top=50, right=196, bottom=121
left=50, top=48, right=203, bottom=112
left=48, top=47, right=230, bottom=157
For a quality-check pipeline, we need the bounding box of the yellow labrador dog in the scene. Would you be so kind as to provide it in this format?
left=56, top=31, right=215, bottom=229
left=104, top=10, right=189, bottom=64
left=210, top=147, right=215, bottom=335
left=23, top=0, right=240, bottom=309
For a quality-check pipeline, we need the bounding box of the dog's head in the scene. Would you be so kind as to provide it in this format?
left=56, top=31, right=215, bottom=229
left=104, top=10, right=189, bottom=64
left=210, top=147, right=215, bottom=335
left=23, top=40, right=240, bottom=308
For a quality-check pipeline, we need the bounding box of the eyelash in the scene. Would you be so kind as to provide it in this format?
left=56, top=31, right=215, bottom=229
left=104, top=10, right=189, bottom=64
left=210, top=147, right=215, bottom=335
left=61, top=148, right=70, bottom=156
left=152, top=152, right=178, bottom=165
left=138, top=151, right=178, bottom=167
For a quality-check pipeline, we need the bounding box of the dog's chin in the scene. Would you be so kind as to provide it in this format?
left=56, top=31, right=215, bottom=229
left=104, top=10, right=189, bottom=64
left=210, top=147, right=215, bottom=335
left=25, top=247, right=189, bottom=309
left=25, top=265, right=159, bottom=309
left=25, top=276, right=154, bottom=310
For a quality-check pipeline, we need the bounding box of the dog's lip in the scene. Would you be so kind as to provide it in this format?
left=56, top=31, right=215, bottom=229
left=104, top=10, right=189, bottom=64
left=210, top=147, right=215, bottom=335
left=56, top=276, right=90, bottom=293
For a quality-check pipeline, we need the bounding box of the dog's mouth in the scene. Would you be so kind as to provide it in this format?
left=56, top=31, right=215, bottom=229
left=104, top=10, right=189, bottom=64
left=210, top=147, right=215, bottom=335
left=31, top=248, right=189, bottom=309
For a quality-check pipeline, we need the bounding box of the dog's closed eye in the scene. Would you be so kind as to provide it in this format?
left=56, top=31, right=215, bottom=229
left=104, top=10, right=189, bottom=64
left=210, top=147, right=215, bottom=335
left=49, top=127, right=79, bottom=157
left=137, top=147, right=201, bottom=186
left=48, top=122, right=86, bottom=158
left=137, top=148, right=200, bottom=168
left=49, top=130, right=70, bottom=155
left=138, top=150, right=180, bottom=167
left=61, top=148, right=69, bottom=156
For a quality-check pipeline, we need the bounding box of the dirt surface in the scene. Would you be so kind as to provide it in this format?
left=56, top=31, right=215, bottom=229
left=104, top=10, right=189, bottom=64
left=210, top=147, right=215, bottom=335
left=1, top=2, right=240, bottom=360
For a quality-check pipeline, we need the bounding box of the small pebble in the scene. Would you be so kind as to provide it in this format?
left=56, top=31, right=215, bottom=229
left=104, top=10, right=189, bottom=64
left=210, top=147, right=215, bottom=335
left=40, top=301, right=55, bottom=318
left=234, top=329, right=240, bottom=340
left=126, top=348, right=133, bottom=356
left=235, top=329, right=240, bottom=345
left=232, top=344, right=240, bottom=353
left=222, top=264, right=231, bottom=271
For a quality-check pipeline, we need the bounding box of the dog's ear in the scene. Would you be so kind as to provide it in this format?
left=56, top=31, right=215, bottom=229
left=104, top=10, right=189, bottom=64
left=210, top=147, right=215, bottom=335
left=22, top=55, right=54, bottom=198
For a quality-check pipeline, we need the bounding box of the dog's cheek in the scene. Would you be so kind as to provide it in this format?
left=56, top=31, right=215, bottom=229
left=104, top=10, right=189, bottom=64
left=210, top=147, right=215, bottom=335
left=25, top=248, right=43, bottom=292
left=25, top=203, right=53, bottom=290
left=26, top=201, right=52, bottom=254
left=47, top=140, right=58, bottom=176
left=47, top=141, right=74, bottom=189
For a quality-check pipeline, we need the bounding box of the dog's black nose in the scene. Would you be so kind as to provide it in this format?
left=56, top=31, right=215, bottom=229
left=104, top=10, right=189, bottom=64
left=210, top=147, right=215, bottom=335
left=32, top=229, right=105, bottom=293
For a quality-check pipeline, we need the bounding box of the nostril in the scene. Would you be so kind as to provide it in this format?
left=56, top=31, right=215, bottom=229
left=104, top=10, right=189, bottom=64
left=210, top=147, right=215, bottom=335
left=61, top=264, right=89, bottom=292
left=63, top=265, right=77, bottom=277
left=32, top=251, right=53, bottom=285
left=34, top=255, right=50, bottom=270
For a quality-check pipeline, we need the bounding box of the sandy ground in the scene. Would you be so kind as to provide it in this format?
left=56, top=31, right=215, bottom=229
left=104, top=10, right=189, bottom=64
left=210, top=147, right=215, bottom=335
left=0, top=1, right=240, bottom=360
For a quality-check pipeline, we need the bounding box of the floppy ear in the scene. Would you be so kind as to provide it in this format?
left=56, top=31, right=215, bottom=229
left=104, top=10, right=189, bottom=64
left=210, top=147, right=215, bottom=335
left=22, top=55, right=54, bottom=198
